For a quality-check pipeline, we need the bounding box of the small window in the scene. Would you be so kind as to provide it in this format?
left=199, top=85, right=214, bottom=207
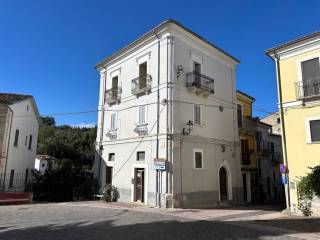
left=28, top=135, right=33, bottom=150
left=14, top=129, right=19, bottom=147
left=25, top=136, right=28, bottom=146
left=194, top=105, right=201, bottom=125
left=277, top=117, right=281, bottom=124
left=138, top=106, right=145, bottom=124
left=194, top=150, right=203, bottom=169
left=42, top=163, right=45, bottom=168
left=237, top=105, right=243, bottom=127
left=27, top=105, right=29, bottom=111
left=310, top=120, right=320, bottom=142
left=110, top=113, right=116, bottom=130
left=137, top=151, right=145, bottom=161
left=108, top=153, right=115, bottom=161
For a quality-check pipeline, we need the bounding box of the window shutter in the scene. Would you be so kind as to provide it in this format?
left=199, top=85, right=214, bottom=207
left=194, top=105, right=201, bottom=125
left=139, top=106, right=145, bottom=124
left=110, top=113, right=116, bottom=129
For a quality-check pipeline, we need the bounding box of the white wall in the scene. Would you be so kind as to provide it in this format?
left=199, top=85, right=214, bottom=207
left=5, top=98, right=39, bottom=183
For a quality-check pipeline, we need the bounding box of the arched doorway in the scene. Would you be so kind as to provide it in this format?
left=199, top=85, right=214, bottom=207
left=219, top=167, right=228, bottom=201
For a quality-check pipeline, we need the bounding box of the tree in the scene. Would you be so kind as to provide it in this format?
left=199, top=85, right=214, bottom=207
left=33, top=118, right=97, bottom=201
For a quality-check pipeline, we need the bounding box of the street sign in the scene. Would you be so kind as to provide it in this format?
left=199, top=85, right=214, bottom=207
left=154, top=158, right=166, bottom=171
left=280, top=164, right=287, bottom=174
left=281, top=175, right=288, bottom=185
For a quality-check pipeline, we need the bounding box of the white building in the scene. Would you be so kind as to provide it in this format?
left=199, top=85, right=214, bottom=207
left=93, top=19, right=242, bottom=208
left=35, top=155, right=57, bottom=175
left=0, top=93, right=40, bottom=191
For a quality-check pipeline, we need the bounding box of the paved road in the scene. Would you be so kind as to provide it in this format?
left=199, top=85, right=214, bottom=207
left=0, top=202, right=318, bottom=240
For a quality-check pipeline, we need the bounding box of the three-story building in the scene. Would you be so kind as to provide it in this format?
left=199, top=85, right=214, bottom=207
left=93, top=19, right=242, bottom=208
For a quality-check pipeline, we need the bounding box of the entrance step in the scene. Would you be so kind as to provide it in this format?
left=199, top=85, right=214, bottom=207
left=0, top=192, right=33, bottom=205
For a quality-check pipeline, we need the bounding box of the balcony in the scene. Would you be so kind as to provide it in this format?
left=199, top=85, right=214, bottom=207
left=105, top=87, right=122, bottom=105
left=186, top=71, right=214, bottom=95
left=295, top=79, right=320, bottom=100
left=271, top=152, right=282, bottom=165
left=257, top=140, right=272, bottom=155
left=134, top=123, right=148, bottom=136
left=131, top=74, right=152, bottom=96
left=241, top=152, right=251, bottom=165
left=106, top=129, right=117, bottom=140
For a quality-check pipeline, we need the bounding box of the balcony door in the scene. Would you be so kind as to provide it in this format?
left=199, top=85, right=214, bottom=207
left=112, top=76, right=118, bottom=99
left=301, top=57, right=320, bottom=97
left=139, top=62, right=147, bottom=89
left=241, top=139, right=249, bottom=165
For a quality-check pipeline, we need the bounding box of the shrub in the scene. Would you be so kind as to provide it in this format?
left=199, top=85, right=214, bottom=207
left=101, top=185, right=120, bottom=202
left=297, top=175, right=313, bottom=216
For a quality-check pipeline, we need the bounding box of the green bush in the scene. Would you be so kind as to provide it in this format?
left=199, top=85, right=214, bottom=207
left=101, top=185, right=120, bottom=202
left=297, top=175, right=313, bottom=216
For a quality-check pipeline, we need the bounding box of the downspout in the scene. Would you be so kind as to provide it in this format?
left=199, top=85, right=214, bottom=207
left=153, top=29, right=161, bottom=207
left=97, top=70, right=107, bottom=190
left=273, top=52, right=291, bottom=209
left=2, top=105, right=13, bottom=189
left=166, top=36, right=169, bottom=194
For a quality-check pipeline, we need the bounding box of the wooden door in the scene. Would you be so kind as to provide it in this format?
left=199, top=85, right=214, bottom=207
left=219, top=167, right=228, bottom=201
left=135, top=168, right=145, bottom=203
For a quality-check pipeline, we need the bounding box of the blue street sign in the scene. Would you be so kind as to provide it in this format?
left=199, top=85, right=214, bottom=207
left=281, top=175, right=288, bottom=185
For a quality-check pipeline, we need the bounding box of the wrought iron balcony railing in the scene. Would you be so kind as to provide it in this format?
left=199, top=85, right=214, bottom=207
left=131, top=74, right=152, bottom=96
left=134, top=123, right=148, bottom=136
left=257, top=140, right=272, bottom=154
left=295, top=79, right=320, bottom=99
left=241, top=153, right=251, bottom=165
left=186, top=71, right=214, bottom=93
left=105, top=87, right=122, bottom=105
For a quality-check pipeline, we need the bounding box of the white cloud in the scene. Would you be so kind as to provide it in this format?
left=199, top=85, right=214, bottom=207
left=72, top=122, right=96, bottom=128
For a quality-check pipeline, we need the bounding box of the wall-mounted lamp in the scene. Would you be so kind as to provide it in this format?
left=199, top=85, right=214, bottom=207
left=177, top=65, right=184, bottom=79
left=182, top=120, right=193, bottom=135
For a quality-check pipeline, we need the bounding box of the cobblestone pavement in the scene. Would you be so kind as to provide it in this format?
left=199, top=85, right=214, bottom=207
left=0, top=201, right=319, bottom=240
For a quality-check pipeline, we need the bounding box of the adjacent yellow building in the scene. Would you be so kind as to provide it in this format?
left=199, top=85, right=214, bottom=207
left=267, top=32, right=320, bottom=213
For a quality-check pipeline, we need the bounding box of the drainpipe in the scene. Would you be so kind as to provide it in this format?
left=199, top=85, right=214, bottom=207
left=97, top=70, right=107, bottom=191
left=153, top=29, right=161, bottom=207
left=2, top=105, right=13, bottom=190
left=273, top=52, right=291, bottom=209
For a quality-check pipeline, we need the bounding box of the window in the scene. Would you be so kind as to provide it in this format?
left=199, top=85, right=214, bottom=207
left=25, top=136, right=28, bottom=146
left=28, top=135, right=33, bottom=150
left=27, top=105, right=29, bottom=111
left=108, top=153, right=115, bottom=161
left=277, top=117, right=281, bottom=124
left=110, top=113, right=116, bottom=130
left=138, top=105, right=145, bottom=124
left=241, top=139, right=250, bottom=165
left=139, top=62, right=147, bottom=88
left=237, top=105, right=243, bottom=128
left=13, top=129, right=19, bottom=147
left=137, top=151, right=145, bottom=161
left=301, top=58, right=320, bottom=82
left=194, top=105, right=201, bottom=125
left=111, top=76, right=119, bottom=98
left=310, top=120, right=320, bottom=142
left=194, top=149, right=203, bottom=169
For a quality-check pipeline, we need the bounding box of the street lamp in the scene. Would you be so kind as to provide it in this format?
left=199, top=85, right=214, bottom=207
left=182, top=120, right=193, bottom=135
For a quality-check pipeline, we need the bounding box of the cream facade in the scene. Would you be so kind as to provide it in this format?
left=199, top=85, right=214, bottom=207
left=0, top=94, right=40, bottom=191
left=267, top=32, right=320, bottom=214
left=93, top=19, right=243, bottom=208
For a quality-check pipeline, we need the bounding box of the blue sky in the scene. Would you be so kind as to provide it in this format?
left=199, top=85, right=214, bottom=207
left=1, top=0, right=319, bottom=126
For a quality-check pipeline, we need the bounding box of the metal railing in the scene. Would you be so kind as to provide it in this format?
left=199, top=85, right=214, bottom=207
left=105, top=87, right=122, bottom=105
left=257, top=140, right=272, bottom=153
left=295, top=79, right=320, bottom=99
left=241, top=153, right=251, bottom=165
left=0, top=172, right=32, bottom=192
left=131, top=74, right=152, bottom=96
left=186, top=71, right=214, bottom=93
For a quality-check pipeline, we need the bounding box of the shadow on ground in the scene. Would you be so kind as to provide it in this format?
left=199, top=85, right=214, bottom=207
left=0, top=215, right=319, bottom=240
